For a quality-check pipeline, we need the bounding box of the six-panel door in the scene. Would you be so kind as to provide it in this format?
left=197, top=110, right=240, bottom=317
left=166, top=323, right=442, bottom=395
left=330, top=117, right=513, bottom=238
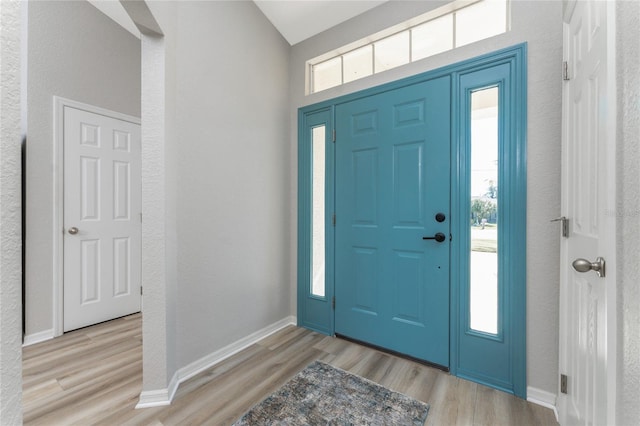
left=334, top=77, right=451, bottom=366
left=63, top=106, right=141, bottom=332
left=559, top=0, right=615, bottom=423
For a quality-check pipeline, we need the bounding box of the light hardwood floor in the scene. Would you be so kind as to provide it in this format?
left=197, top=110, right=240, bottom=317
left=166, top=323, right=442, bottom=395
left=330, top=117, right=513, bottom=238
left=23, top=314, right=558, bottom=425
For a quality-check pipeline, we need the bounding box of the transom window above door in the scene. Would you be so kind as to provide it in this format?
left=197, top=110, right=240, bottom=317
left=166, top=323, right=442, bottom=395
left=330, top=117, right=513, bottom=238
left=307, top=0, right=510, bottom=94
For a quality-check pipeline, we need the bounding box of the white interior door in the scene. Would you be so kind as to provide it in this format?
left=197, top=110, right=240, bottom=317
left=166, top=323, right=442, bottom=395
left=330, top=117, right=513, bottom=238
left=63, top=106, right=141, bottom=332
left=559, top=1, right=616, bottom=424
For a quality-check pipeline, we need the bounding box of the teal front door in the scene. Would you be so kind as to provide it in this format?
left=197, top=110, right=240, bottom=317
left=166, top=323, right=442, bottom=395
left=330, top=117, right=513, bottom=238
left=334, top=76, right=451, bottom=366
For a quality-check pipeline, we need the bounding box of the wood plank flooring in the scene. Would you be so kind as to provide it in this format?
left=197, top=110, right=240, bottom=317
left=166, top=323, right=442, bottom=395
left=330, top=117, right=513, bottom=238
left=23, top=314, right=558, bottom=425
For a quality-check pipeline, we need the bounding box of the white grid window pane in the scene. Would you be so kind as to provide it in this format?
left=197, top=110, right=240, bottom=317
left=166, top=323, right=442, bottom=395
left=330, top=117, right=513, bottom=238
left=306, top=0, right=510, bottom=95
left=411, top=14, right=453, bottom=61
left=456, top=0, right=508, bottom=47
left=312, top=57, right=342, bottom=93
left=374, top=31, right=410, bottom=73
left=343, top=45, right=373, bottom=84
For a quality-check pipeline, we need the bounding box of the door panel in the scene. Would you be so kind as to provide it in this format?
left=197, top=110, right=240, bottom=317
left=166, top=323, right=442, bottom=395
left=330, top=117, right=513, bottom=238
left=391, top=250, right=425, bottom=326
left=352, top=149, right=378, bottom=224
left=352, top=247, right=379, bottom=315
left=335, top=77, right=451, bottom=366
left=80, top=239, right=100, bottom=303
left=64, top=106, right=141, bottom=332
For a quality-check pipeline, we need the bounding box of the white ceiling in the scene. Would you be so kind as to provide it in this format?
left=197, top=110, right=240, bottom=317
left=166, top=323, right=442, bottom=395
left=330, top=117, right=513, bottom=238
left=88, top=0, right=388, bottom=45
left=254, top=0, right=388, bottom=45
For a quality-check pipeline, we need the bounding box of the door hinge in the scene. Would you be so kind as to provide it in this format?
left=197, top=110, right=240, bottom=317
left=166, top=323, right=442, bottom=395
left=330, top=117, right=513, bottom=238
left=140, top=287, right=143, bottom=296
left=332, top=213, right=336, bottom=226
left=332, top=129, right=336, bottom=142
left=563, top=61, right=570, bottom=81
left=332, top=296, right=335, bottom=310
left=560, top=374, right=568, bottom=394
left=140, top=212, right=143, bottom=223
left=550, top=216, right=569, bottom=238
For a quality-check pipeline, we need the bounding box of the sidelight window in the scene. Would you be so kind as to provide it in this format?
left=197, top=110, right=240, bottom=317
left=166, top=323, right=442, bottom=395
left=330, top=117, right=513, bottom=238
left=469, top=87, right=499, bottom=335
left=298, top=108, right=334, bottom=335
left=311, top=126, right=326, bottom=297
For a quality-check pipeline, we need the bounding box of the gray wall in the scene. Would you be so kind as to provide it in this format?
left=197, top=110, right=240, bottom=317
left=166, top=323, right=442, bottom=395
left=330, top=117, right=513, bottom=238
left=289, top=0, right=563, bottom=396
left=617, top=1, right=640, bottom=423
left=0, top=0, right=23, bottom=422
left=25, top=0, right=141, bottom=336
left=146, top=0, right=292, bottom=371
left=174, top=0, right=291, bottom=368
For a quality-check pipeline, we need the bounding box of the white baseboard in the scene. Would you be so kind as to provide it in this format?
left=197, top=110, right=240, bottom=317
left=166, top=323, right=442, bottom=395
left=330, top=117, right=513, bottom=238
left=527, top=386, right=558, bottom=421
left=23, top=329, right=54, bottom=347
left=135, top=315, right=297, bottom=408
left=177, top=315, right=297, bottom=384
left=136, top=371, right=179, bottom=409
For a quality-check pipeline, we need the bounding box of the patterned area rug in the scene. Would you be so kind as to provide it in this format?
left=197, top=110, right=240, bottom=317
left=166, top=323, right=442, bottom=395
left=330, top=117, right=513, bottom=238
left=232, top=361, right=429, bottom=425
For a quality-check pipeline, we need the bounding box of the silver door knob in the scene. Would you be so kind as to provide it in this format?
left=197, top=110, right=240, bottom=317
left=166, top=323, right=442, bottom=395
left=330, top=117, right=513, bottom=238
left=572, top=257, right=605, bottom=278
left=68, top=227, right=79, bottom=235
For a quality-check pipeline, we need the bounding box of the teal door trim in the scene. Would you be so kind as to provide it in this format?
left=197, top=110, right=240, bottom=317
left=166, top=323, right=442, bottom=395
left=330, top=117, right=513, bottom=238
left=298, top=43, right=527, bottom=397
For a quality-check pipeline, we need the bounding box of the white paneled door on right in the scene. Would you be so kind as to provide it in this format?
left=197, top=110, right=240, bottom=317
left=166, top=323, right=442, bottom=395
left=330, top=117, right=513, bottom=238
left=559, top=0, right=616, bottom=424
left=63, top=106, right=141, bottom=332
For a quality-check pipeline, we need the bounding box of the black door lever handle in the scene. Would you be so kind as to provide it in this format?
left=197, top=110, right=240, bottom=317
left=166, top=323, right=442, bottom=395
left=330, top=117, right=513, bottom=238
left=423, top=232, right=446, bottom=243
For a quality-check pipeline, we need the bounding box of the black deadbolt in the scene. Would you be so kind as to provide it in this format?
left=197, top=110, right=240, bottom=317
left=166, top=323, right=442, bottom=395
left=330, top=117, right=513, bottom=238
left=435, top=212, right=446, bottom=223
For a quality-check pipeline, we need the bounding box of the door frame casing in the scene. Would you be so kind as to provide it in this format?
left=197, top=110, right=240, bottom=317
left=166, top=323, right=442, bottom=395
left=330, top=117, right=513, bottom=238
left=297, top=44, right=527, bottom=397
left=52, top=96, right=141, bottom=337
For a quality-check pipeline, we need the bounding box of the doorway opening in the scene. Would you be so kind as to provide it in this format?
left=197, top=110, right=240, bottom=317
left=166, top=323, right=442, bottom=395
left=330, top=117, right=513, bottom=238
left=298, top=44, right=527, bottom=398
left=53, top=97, right=142, bottom=334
